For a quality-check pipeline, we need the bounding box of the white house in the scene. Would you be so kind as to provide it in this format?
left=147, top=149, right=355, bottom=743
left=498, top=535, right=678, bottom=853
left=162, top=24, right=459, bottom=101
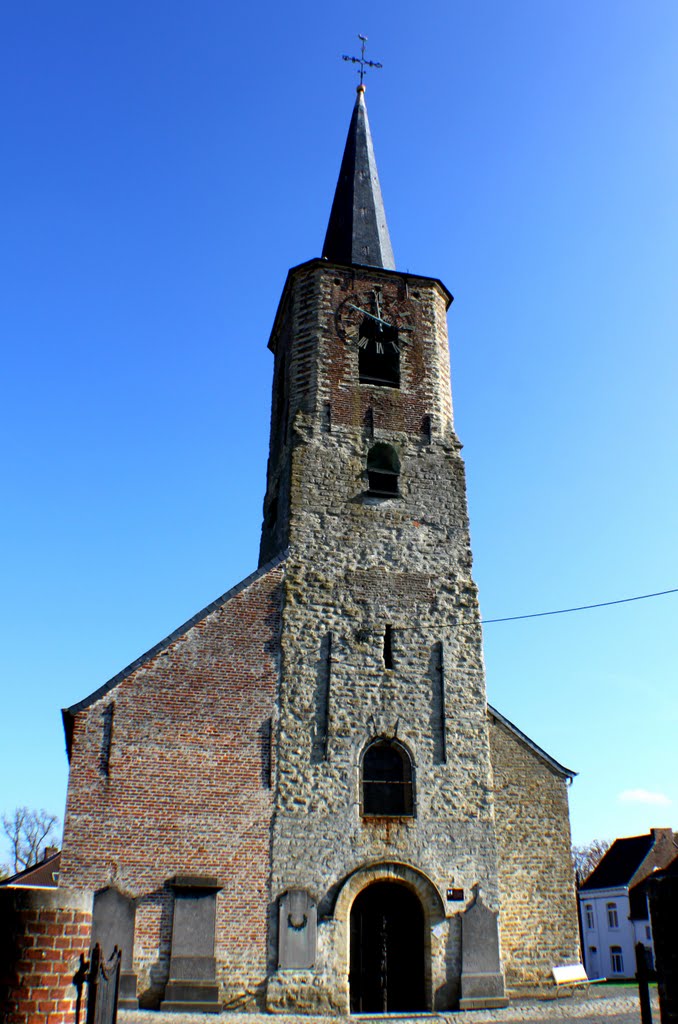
left=578, top=828, right=675, bottom=980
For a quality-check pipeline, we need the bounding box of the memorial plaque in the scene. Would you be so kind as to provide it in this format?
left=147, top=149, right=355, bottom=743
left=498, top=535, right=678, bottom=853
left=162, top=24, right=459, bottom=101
left=278, top=890, right=317, bottom=969
left=161, top=876, right=222, bottom=1013
left=91, top=887, right=139, bottom=1008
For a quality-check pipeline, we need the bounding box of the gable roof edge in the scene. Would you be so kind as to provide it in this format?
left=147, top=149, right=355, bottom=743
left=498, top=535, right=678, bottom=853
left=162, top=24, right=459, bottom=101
left=61, top=551, right=288, bottom=755
left=487, top=703, right=577, bottom=780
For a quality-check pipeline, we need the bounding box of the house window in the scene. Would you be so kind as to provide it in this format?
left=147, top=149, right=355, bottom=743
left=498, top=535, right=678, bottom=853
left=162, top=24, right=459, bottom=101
left=645, top=925, right=652, bottom=941
left=362, top=739, right=414, bottom=817
left=585, top=904, right=594, bottom=929
left=606, top=902, right=619, bottom=929
left=610, top=946, right=624, bottom=974
left=366, top=443, right=400, bottom=497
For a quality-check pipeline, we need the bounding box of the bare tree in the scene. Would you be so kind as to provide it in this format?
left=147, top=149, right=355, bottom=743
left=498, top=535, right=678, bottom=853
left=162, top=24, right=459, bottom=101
left=2, top=807, right=60, bottom=874
left=572, top=838, right=611, bottom=884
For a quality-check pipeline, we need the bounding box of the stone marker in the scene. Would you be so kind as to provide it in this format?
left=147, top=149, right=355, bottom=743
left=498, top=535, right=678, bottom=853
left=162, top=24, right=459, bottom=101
left=160, top=876, right=222, bottom=1013
left=278, top=890, right=317, bottom=969
left=91, top=886, right=139, bottom=1008
left=459, top=890, right=508, bottom=1010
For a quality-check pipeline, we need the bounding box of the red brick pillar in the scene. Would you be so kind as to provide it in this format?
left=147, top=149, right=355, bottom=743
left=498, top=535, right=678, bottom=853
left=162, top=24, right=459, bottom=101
left=0, top=886, right=93, bottom=1024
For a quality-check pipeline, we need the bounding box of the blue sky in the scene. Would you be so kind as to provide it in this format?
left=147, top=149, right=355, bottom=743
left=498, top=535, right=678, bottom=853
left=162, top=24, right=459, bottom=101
left=1, top=0, right=677, bottom=866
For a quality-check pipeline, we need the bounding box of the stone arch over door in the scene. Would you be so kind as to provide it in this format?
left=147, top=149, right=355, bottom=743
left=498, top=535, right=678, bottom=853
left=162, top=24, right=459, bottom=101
left=332, top=862, right=446, bottom=1013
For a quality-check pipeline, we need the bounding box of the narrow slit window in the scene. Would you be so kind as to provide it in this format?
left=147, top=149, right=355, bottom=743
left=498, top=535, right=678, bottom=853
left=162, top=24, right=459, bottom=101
left=383, top=625, right=394, bottom=668
left=100, top=703, right=115, bottom=776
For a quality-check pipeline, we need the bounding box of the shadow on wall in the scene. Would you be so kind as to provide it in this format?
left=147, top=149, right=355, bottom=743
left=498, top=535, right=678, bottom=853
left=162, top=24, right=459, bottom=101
left=437, top=911, right=462, bottom=1009
left=141, top=885, right=174, bottom=1009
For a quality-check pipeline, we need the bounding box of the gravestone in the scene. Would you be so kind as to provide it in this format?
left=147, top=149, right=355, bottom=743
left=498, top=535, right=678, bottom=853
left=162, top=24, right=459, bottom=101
left=91, top=886, right=139, bottom=1009
left=160, top=876, right=222, bottom=1013
left=459, top=890, right=508, bottom=1010
left=278, top=890, right=317, bottom=968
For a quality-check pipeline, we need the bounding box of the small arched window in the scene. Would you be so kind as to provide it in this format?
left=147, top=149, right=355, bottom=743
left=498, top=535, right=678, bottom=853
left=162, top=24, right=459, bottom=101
left=362, top=739, right=414, bottom=817
left=366, top=444, right=400, bottom=497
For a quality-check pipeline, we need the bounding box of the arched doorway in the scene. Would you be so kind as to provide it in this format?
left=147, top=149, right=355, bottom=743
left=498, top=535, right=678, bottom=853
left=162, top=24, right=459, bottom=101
left=349, top=881, right=425, bottom=1013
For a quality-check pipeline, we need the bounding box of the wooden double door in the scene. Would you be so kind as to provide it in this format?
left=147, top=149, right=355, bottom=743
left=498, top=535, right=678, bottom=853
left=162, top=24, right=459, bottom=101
left=349, top=881, right=426, bottom=1013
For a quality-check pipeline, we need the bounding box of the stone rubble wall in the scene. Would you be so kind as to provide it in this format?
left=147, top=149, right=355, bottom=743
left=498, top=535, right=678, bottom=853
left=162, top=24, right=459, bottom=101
left=267, top=263, right=501, bottom=1012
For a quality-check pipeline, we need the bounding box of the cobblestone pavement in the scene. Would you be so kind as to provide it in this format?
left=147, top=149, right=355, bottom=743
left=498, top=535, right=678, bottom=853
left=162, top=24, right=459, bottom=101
left=118, top=987, right=659, bottom=1024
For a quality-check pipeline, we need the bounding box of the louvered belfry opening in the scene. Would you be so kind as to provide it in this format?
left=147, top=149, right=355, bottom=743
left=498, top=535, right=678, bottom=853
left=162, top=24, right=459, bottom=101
left=358, top=315, right=400, bottom=387
left=366, top=443, right=399, bottom=497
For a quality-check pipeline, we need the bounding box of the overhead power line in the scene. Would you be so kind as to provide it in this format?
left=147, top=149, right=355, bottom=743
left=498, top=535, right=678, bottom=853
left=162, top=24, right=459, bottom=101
left=482, top=588, right=678, bottom=624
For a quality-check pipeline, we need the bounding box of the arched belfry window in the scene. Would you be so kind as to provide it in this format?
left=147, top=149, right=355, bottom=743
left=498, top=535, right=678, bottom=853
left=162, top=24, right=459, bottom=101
left=366, top=444, right=400, bottom=497
left=362, top=739, right=414, bottom=817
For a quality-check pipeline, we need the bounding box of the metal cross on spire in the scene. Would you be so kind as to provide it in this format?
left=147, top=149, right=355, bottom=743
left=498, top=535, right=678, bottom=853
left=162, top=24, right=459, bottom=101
left=342, top=34, right=383, bottom=86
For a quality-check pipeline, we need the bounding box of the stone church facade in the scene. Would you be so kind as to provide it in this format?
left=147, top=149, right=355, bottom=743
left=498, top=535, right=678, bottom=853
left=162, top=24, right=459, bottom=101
left=58, top=86, right=580, bottom=1013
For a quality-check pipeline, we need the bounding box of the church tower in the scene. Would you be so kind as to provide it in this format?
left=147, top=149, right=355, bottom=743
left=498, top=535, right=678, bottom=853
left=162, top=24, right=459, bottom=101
left=262, top=84, right=506, bottom=1012
left=56, top=78, right=580, bottom=1018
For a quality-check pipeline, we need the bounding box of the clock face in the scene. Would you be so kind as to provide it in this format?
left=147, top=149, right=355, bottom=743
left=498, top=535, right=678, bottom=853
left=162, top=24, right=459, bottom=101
left=335, top=290, right=412, bottom=388
left=335, top=290, right=411, bottom=346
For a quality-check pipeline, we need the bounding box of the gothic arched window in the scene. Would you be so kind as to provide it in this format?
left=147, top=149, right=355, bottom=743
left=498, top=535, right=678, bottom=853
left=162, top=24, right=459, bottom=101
left=362, top=739, right=414, bottom=817
left=366, top=444, right=400, bottom=497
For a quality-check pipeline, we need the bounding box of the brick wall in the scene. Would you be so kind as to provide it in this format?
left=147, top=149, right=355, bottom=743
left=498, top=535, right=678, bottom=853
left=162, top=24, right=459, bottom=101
left=59, top=562, right=284, bottom=1008
left=0, top=886, right=92, bottom=1024
left=489, top=714, right=580, bottom=988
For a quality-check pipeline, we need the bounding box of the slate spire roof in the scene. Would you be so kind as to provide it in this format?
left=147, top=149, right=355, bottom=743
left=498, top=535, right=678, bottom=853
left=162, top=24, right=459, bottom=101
left=322, top=85, right=395, bottom=270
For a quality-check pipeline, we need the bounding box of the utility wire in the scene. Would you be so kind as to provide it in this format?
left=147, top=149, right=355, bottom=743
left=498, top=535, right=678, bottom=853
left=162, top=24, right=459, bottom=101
left=482, top=587, right=678, bottom=624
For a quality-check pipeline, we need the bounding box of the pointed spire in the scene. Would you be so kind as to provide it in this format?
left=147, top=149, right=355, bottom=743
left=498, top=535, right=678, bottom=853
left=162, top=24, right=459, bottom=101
left=322, top=86, right=395, bottom=270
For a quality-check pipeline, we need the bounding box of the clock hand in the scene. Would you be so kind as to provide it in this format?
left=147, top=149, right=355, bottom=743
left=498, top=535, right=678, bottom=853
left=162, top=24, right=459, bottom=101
left=347, top=303, right=392, bottom=328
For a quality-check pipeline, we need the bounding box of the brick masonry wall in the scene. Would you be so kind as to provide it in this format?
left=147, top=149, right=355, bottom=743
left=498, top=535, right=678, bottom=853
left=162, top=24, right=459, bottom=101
left=0, top=886, right=92, bottom=1024
left=489, top=714, right=580, bottom=988
left=59, top=564, right=284, bottom=1008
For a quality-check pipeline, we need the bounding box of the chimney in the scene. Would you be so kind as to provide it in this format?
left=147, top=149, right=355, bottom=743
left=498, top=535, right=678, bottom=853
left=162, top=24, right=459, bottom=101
left=43, top=846, right=59, bottom=861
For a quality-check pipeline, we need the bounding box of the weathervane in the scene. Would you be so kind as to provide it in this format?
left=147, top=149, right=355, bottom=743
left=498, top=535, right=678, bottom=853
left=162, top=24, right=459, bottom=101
left=342, top=34, right=383, bottom=86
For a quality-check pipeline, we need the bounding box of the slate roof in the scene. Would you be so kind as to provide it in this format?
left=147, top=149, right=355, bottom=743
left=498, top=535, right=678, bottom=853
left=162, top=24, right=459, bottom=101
left=579, top=834, right=654, bottom=890
left=322, top=86, right=395, bottom=270
left=0, top=850, right=60, bottom=888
